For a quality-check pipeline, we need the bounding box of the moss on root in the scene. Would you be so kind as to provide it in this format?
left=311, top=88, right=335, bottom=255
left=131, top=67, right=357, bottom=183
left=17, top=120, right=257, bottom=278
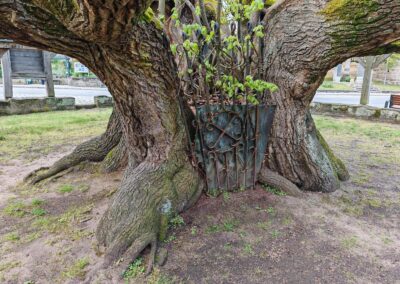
left=316, top=129, right=350, bottom=181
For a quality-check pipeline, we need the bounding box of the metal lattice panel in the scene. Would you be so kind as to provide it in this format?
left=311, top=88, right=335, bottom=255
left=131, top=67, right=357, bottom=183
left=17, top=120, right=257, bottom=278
left=195, top=104, right=275, bottom=195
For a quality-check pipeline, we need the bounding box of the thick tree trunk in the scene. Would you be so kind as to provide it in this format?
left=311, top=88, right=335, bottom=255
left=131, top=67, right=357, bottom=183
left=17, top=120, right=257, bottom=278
left=86, top=24, right=202, bottom=269
left=259, top=0, right=400, bottom=192
left=263, top=91, right=345, bottom=192
left=0, top=2, right=202, bottom=270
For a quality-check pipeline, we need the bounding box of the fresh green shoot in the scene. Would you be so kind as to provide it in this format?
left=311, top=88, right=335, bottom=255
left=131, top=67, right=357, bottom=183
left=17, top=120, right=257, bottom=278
left=270, top=230, right=280, bottom=238
left=191, top=226, right=198, bottom=236
left=223, top=192, right=231, bottom=202
left=164, top=234, right=177, bottom=243
left=169, top=215, right=185, bottom=229
left=263, top=185, right=287, bottom=196
left=243, top=243, right=254, bottom=255
left=123, top=257, right=145, bottom=280
left=267, top=207, right=276, bottom=215
left=223, top=220, right=237, bottom=232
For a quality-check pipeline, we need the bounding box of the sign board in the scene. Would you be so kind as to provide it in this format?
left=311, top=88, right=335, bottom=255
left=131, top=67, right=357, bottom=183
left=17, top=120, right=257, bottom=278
left=74, top=62, right=89, bottom=73
left=10, top=49, right=46, bottom=78
left=0, top=45, right=55, bottom=98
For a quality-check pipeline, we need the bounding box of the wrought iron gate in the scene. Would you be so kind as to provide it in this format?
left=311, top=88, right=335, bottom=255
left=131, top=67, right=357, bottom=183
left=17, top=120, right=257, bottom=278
left=194, top=104, right=276, bottom=195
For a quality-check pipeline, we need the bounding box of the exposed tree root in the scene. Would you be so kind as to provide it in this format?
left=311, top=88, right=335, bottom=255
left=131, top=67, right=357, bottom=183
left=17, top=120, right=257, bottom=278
left=102, top=138, right=128, bottom=173
left=258, top=167, right=303, bottom=197
left=24, top=110, right=123, bottom=184
left=96, top=157, right=202, bottom=272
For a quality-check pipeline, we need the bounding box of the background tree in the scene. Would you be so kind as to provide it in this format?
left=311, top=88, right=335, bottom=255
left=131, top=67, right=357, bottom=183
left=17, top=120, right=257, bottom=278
left=383, top=53, right=400, bottom=85
left=1, top=0, right=400, bottom=275
left=355, top=55, right=390, bottom=105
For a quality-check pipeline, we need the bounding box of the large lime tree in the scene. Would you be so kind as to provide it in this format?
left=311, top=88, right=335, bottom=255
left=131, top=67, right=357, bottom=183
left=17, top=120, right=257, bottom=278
left=1, top=0, right=400, bottom=273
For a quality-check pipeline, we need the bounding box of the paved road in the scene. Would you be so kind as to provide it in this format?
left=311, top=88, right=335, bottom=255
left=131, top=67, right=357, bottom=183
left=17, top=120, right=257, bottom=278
left=0, top=85, right=392, bottom=107
left=313, top=92, right=390, bottom=108
left=0, top=85, right=111, bottom=105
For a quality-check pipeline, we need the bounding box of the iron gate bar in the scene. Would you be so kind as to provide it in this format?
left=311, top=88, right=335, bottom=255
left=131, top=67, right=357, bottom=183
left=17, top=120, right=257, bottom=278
left=195, top=104, right=276, bottom=195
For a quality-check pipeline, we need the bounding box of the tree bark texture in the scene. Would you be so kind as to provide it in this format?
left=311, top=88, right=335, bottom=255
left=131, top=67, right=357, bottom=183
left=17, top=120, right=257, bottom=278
left=1, top=0, right=400, bottom=268
left=260, top=0, right=400, bottom=192
left=0, top=2, right=202, bottom=270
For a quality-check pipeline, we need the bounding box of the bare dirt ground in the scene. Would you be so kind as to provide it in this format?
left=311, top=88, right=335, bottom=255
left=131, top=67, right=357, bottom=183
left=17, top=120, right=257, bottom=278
left=0, top=112, right=399, bottom=284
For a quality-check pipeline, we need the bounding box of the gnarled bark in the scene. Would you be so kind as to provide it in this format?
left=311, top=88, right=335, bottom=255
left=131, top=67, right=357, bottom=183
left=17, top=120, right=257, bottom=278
left=261, top=0, right=400, bottom=192
left=102, top=137, right=128, bottom=173
left=91, top=24, right=202, bottom=269
left=0, top=2, right=201, bottom=272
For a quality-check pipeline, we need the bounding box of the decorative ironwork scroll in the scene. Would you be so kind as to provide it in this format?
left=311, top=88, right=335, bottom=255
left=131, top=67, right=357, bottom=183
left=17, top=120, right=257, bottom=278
left=195, top=104, right=276, bottom=195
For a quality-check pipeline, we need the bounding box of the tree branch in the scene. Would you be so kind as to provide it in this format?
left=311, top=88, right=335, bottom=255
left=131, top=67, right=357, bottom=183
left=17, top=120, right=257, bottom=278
left=0, top=0, right=152, bottom=44
left=184, top=0, right=202, bottom=25
left=372, top=54, right=391, bottom=68
left=0, top=1, right=88, bottom=55
left=370, top=41, right=400, bottom=55
left=262, top=0, right=400, bottom=99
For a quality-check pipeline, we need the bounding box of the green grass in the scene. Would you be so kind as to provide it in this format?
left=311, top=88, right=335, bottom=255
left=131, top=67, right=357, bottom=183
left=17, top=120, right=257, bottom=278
left=31, top=204, right=93, bottom=241
left=3, top=199, right=48, bottom=218
left=3, top=232, right=20, bottom=242
left=31, top=199, right=45, bottom=207
left=318, top=80, right=353, bottom=91
left=314, top=116, right=400, bottom=145
left=270, top=229, right=281, bottom=238
left=169, top=215, right=185, bottom=229
left=206, top=224, right=222, bottom=234
left=243, top=243, right=254, bottom=255
left=62, top=258, right=90, bottom=279
left=263, top=185, right=286, bottom=196
left=318, top=80, right=400, bottom=92
left=206, top=219, right=238, bottom=234
left=341, top=236, right=358, bottom=249
left=373, top=81, right=400, bottom=92
left=3, top=201, right=27, bottom=217
left=191, top=226, right=198, bottom=236
left=31, top=208, right=47, bottom=216
left=0, top=109, right=111, bottom=162
left=257, top=221, right=271, bottom=230
left=58, top=184, right=75, bottom=194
